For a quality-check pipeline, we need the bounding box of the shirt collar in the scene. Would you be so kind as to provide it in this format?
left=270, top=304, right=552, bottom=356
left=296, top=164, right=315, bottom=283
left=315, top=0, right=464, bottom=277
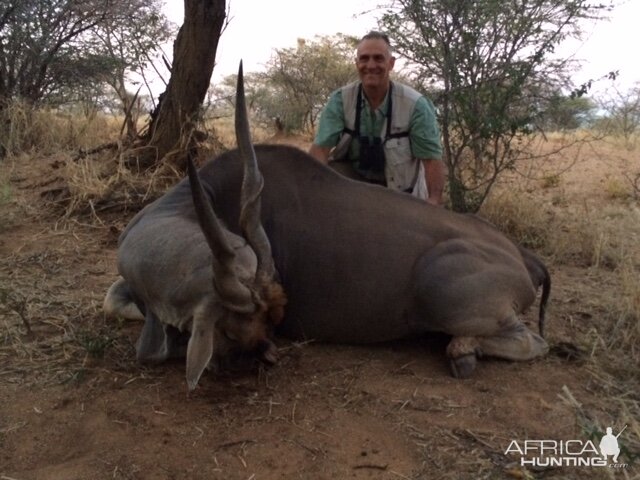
left=360, top=83, right=391, bottom=115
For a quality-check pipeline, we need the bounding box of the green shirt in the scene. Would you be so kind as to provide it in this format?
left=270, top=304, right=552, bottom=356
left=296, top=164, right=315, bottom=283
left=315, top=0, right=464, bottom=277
left=314, top=85, right=443, bottom=161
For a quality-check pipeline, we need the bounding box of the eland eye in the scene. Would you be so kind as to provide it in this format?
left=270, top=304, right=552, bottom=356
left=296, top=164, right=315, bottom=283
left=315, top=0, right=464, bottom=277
left=223, top=330, right=239, bottom=342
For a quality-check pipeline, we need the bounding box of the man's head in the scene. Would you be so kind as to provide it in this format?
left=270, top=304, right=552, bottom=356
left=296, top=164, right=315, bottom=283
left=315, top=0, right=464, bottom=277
left=356, top=31, right=395, bottom=92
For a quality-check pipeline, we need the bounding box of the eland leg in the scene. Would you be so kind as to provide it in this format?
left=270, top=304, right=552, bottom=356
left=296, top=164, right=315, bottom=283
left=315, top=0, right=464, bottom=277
left=446, top=315, right=548, bottom=378
left=413, top=238, right=547, bottom=378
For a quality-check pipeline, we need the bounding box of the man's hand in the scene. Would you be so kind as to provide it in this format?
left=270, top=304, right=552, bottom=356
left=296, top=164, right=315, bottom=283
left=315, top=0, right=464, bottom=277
left=308, top=144, right=332, bottom=164
left=426, top=196, right=443, bottom=207
left=423, top=158, right=447, bottom=207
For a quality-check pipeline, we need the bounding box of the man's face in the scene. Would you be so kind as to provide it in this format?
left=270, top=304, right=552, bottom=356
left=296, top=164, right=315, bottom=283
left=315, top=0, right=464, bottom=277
left=356, top=38, right=395, bottom=90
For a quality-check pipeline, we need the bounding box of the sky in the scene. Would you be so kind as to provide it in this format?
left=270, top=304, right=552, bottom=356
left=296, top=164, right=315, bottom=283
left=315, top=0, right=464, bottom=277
left=162, top=0, right=639, bottom=95
left=163, top=0, right=377, bottom=80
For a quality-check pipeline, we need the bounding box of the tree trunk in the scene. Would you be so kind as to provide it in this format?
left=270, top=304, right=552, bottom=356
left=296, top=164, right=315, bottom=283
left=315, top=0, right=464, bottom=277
left=137, top=0, right=226, bottom=170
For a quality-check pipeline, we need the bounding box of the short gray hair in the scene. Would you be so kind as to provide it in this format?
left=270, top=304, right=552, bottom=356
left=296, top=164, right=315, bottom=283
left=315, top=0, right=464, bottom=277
left=357, top=31, right=393, bottom=56
left=358, top=30, right=391, bottom=47
left=359, top=31, right=391, bottom=48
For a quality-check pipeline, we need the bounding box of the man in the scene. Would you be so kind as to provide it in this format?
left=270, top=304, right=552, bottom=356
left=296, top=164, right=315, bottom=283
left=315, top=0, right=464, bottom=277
left=309, top=31, right=446, bottom=206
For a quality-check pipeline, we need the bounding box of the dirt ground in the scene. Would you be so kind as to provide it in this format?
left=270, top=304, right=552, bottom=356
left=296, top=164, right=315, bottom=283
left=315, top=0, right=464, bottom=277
left=1, top=136, right=638, bottom=480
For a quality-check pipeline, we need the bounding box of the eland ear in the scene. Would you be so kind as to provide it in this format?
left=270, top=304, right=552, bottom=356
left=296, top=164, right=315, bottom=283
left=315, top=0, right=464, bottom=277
left=185, top=318, right=215, bottom=391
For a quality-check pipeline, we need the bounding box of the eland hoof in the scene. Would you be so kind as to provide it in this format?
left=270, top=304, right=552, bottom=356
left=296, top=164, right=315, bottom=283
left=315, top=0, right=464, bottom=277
left=449, top=353, right=477, bottom=379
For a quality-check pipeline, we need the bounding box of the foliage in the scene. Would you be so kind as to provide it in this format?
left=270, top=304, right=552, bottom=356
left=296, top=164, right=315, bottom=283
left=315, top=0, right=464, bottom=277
left=538, top=93, right=597, bottom=131
left=0, top=0, right=172, bottom=107
left=266, top=35, right=358, bottom=132
left=212, top=35, right=358, bottom=133
left=379, top=0, right=613, bottom=212
left=208, top=71, right=272, bottom=121
left=79, top=0, right=175, bottom=139
left=596, top=82, right=640, bottom=145
left=0, top=0, right=111, bottom=105
left=0, top=0, right=174, bottom=156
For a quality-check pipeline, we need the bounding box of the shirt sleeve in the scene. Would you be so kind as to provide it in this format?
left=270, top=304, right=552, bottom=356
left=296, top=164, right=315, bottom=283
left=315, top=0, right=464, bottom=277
left=410, top=96, right=443, bottom=160
left=313, top=89, right=346, bottom=148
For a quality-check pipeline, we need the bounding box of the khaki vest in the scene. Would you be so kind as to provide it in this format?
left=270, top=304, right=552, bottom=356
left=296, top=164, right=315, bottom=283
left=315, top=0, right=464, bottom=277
left=330, top=81, right=427, bottom=200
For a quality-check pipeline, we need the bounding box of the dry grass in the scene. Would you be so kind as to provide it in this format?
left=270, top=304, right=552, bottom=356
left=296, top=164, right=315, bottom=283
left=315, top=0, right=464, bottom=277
left=59, top=151, right=178, bottom=219
left=0, top=224, right=136, bottom=388
left=0, top=170, right=13, bottom=232
left=206, top=114, right=274, bottom=148
left=0, top=101, right=288, bottom=224
left=480, top=191, right=551, bottom=251
left=1, top=100, right=121, bottom=155
left=604, top=175, right=635, bottom=200
left=599, top=264, right=640, bottom=371
left=481, top=137, right=640, bottom=468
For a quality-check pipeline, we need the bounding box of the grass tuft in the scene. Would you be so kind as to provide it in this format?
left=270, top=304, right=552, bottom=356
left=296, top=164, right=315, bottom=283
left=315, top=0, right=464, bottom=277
left=604, top=176, right=632, bottom=200
left=1, top=100, right=120, bottom=156
left=541, top=174, right=561, bottom=189
left=480, top=191, right=550, bottom=250
left=605, top=265, right=640, bottom=361
left=77, top=330, right=115, bottom=359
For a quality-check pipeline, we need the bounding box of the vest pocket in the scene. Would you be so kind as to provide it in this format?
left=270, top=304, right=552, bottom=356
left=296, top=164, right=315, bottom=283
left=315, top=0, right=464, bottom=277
left=384, top=137, right=414, bottom=190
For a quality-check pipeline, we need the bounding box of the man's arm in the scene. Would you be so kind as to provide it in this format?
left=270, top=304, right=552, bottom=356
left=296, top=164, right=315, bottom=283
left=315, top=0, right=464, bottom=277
left=410, top=96, right=445, bottom=206
left=309, top=89, right=345, bottom=165
left=422, top=158, right=447, bottom=206
left=308, top=144, right=332, bottom=164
